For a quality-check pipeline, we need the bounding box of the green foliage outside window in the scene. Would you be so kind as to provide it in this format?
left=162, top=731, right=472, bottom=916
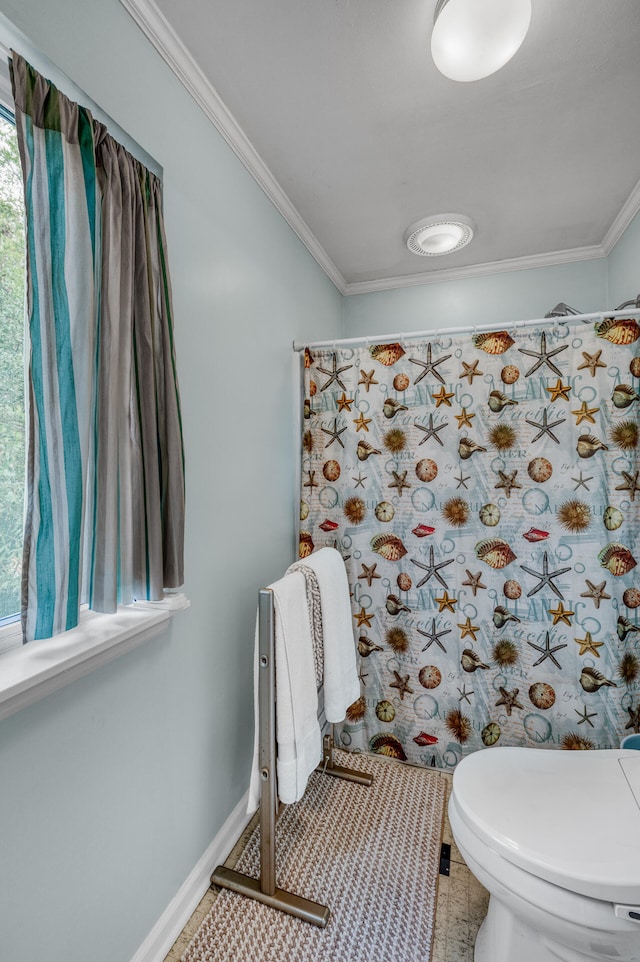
left=0, top=115, right=25, bottom=621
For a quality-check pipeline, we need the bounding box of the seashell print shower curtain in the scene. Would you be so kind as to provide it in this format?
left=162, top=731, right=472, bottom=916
left=299, top=315, right=640, bottom=770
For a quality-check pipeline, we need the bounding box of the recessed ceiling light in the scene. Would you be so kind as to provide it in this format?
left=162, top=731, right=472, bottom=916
left=431, top=0, right=532, bottom=83
left=404, top=214, right=475, bottom=256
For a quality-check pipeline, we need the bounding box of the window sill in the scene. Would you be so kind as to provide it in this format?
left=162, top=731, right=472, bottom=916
left=0, top=594, right=190, bottom=722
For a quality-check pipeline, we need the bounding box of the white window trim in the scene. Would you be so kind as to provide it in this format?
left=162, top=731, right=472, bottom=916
left=0, top=51, right=21, bottom=639
left=0, top=595, right=190, bottom=721
left=0, top=44, right=13, bottom=111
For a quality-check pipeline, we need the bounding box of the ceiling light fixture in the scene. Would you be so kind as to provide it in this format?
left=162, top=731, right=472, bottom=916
left=431, top=0, right=532, bottom=83
left=404, top=214, right=475, bottom=256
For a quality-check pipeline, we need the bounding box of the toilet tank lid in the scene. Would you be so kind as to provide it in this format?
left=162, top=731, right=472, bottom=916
left=452, top=747, right=640, bottom=903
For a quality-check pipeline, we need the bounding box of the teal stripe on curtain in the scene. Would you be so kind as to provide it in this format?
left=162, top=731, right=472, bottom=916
left=11, top=52, right=185, bottom=642
left=44, top=127, right=84, bottom=631
left=21, top=116, right=57, bottom=639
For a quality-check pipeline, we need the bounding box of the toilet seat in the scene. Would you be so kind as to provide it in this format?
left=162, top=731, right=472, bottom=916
left=452, top=747, right=640, bottom=905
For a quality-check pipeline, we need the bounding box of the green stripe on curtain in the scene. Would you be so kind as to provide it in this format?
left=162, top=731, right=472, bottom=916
left=11, top=52, right=185, bottom=642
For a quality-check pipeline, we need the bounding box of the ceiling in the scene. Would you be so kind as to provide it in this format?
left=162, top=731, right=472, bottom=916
left=127, top=0, right=640, bottom=293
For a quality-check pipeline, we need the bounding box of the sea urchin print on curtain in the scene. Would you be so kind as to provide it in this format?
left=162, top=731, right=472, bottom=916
left=299, top=316, right=640, bottom=770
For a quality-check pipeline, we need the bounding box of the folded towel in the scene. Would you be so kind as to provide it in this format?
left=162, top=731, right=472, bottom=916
left=247, top=572, right=322, bottom=814
left=291, top=547, right=360, bottom=723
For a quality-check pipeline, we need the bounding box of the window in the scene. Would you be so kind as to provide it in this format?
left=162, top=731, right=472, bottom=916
left=0, top=107, right=25, bottom=634
left=0, top=45, right=187, bottom=715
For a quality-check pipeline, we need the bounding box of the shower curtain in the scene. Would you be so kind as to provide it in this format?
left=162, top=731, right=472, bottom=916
left=299, top=315, right=640, bottom=769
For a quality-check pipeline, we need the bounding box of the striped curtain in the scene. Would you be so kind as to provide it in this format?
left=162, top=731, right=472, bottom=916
left=11, top=53, right=185, bottom=642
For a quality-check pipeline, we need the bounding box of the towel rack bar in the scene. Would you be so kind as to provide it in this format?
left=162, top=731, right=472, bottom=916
left=258, top=588, right=277, bottom=896
left=320, top=732, right=374, bottom=786
left=211, top=581, right=372, bottom=927
left=211, top=588, right=331, bottom=927
left=211, top=866, right=331, bottom=927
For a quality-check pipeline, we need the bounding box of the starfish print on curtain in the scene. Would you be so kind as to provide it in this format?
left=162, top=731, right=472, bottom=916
left=299, top=316, right=640, bottom=769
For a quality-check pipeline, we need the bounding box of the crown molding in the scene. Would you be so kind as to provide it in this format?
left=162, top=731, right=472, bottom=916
left=119, top=0, right=639, bottom=301
left=342, top=244, right=606, bottom=296
left=0, top=44, right=13, bottom=115
left=119, top=0, right=347, bottom=294
left=601, top=175, right=640, bottom=255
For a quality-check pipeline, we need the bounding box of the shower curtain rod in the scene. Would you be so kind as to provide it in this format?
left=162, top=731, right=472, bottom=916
left=292, top=307, right=639, bottom=352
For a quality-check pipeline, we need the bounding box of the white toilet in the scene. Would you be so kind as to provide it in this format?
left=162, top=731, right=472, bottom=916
left=448, top=747, right=640, bottom=962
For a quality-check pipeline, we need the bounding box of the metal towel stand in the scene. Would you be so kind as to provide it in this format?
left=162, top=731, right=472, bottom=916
left=211, top=587, right=373, bottom=927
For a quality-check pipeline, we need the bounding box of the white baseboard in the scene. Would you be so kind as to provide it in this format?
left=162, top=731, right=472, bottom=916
left=130, top=790, right=251, bottom=962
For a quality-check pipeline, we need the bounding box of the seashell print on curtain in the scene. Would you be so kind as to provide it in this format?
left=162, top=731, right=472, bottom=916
left=299, top=316, right=640, bottom=770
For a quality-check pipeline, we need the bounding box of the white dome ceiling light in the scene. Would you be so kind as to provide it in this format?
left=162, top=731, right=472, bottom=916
left=431, top=0, right=532, bottom=83
left=404, top=214, right=475, bottom=256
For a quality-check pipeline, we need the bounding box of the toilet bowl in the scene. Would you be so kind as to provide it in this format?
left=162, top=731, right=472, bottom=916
left=448, top=747, right=640, bottom=962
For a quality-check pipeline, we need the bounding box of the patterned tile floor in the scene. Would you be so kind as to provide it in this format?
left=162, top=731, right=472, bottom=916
left=433, top=774, right=489, bottom=962
left=163, top=771, right=489, bottom=962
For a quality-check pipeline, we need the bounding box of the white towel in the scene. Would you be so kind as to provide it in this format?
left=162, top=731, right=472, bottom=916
left=247, top=572, right=321, bottom=814
left=297, top=547, right=360, bottom=723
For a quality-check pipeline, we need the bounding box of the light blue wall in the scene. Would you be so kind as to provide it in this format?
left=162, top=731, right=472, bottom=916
left=343, top=258, right=609, bottom=336
left=607, top=210, right=640, bottom=308
left=0, top=2, right=341, bottom=961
